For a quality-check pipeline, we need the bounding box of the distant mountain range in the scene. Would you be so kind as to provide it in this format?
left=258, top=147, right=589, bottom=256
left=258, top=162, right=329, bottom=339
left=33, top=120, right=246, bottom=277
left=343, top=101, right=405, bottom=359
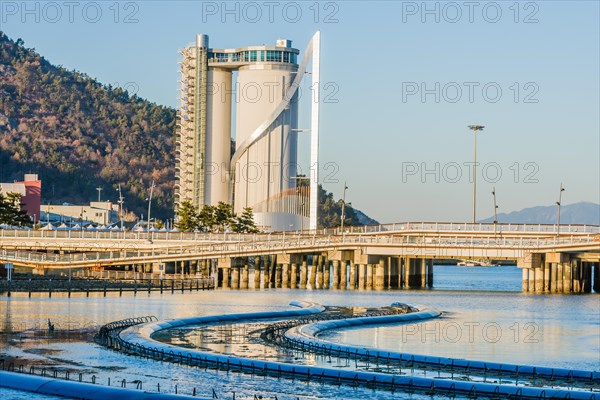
left=480, top=202, right=600, bottom=225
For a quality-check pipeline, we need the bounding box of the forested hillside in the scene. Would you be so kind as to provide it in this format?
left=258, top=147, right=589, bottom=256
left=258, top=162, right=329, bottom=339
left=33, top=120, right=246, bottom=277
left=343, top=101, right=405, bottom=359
left=0, top=31, right=378, bottom=228
left=0, top=32, right=176, bottom=218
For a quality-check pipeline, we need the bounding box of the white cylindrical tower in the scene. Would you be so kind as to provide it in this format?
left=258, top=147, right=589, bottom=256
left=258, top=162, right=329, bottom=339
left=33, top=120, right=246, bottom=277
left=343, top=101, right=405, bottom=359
left=234, top=59, right=299, bottom=219
left=205, top=68, right=232, bottom=204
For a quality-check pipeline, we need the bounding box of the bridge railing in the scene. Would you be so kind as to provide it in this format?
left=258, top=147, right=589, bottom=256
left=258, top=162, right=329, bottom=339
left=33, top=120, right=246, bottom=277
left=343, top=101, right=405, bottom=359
left=0, top=223, right=598, bottom=242
left=1, top=233, right=597, bottom=265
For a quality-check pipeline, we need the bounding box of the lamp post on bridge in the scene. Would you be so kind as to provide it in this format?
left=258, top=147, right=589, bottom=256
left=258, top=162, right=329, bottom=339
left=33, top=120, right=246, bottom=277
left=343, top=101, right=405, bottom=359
left=117, top=185, right=125, bottom=232
left=556, top=183, right=565, bottom=236
left=492, top=187, right=499, bottom=236
left=340, top=182, right=348, bottom=233
left=467, top=125, right=485, bottom=225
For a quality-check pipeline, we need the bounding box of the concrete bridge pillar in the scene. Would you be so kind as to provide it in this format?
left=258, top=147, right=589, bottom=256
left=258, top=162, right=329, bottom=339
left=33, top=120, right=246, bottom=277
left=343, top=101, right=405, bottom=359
left=533, top=266, right=543, bottom=293
left=357, top=264, right=365, bottom=289
left=324, top=261, right=330, bottom=289
left=275, top=264, right=282, bottom=288
left=241, top=265, right=249, bottom=289
left=582, top=262, right=592, bottom=293
left=403, top=257, right=410, bottom=289
left=419, top=259, right=427, bottom=288
left=231, top=267, right=239, bottom=289
left=218, top=258, right=231, bottom=289
left=405, top=258, right=418, bottom=288
left=253, top=257, right=261, bottom=289
left=555, top=263, right=563, bottom=293
left=366, top=264, right=374, bottom=289
left=316, top=263, right=323, bottom=289
left=542, top=262, right=551, bottom=292
left=561, top=262, right=572, bottom=293
left=290, top=263, right=298, bottom=289
left=263, top=256, right=271, bottom=289
left=307, top=263, right=315, bottom=289
left=374, top=259, right=385, bottom=290
left=593, top=263, right=599, bottom=293
left=331, top=260, right=339, bottom=289
left=572, top=260, right=581, bottom=293
left=348, top=262, right=356, bottom=290
left=340, top=261, right=347, bottom=290
left=522, top=269, right=530, bottom=292
left=300, top=261, right=308, bottom=289
left=426, top=259, right=434, bottom=288
left=281, top=264, right=289, bottom=288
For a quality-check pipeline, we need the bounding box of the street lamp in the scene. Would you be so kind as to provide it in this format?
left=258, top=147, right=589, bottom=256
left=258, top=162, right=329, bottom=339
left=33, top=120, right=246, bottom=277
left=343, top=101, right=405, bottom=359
left=146, top=180, right=155, bottom=233
left=340, top=182, right=348, bottom=233
left=556, top=183, right=565, bottom=236
left=96, top=187, right=103, bottom=202
left=117, top=185, right=125, bottom=231
left=467, top=125, right=485, bottom=224
left=492, top=187, right=499, bottom=236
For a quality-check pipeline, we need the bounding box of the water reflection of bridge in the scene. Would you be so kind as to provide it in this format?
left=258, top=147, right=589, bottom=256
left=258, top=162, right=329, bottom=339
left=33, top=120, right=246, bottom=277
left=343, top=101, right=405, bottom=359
left=1, top=223, right=598, bottom=294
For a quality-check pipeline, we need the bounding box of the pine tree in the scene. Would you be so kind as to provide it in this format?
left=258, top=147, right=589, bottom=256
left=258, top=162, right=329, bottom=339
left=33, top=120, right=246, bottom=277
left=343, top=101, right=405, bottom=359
left=232, top=207, right=260, bottom=233
left=0, top=190, right=32, bottom=227
left=175, top=200, right=200, bottom=232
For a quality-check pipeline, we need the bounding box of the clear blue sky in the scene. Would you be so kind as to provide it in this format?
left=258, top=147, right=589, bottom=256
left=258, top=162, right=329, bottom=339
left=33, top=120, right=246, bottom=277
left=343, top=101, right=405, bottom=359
left=2, top=1, right=598, bottom=222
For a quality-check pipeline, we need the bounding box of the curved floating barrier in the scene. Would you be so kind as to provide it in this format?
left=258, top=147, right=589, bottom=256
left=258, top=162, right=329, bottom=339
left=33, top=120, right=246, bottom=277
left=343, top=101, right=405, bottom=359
left=284, top=307, right=600, bottom=383
left=0, top=371, right=204, bottom=400
left=111, top=303, right=598, bottom=399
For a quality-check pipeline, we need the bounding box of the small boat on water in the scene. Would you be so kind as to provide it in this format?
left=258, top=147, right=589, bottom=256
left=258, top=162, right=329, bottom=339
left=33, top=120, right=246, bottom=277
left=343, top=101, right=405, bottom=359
left=457, top=259, right=500, bottom=267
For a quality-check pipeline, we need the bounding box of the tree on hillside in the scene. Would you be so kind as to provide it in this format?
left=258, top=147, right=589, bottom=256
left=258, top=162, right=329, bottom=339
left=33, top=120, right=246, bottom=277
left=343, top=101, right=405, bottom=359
left=0, top=190, right=32, bottom=227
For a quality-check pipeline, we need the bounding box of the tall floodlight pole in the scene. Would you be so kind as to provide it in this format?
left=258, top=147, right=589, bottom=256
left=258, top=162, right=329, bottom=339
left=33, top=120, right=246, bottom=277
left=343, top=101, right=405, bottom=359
left=309, top=30, right=321, bottom=231
left=147, top=180, right=155, bottom=232
left=96, top=187, right=103, bottom=202
left=492, top=187, right=498, bottom=236
left=117, top=184, right=125, bottom=231
left=340, top=182, right=348, bottom=233
left=467, top=125, right=485, bottom=224
left=556, top=183, right=565, bottom=236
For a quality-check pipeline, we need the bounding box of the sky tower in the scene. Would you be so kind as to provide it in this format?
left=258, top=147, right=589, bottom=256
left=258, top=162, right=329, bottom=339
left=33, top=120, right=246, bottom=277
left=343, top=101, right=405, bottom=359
left=175, top=32, right=321, bottom=231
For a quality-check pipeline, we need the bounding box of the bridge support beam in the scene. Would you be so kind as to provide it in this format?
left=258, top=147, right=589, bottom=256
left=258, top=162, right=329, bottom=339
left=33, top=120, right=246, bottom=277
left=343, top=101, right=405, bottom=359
left=572, top=260, right=581, bottom=293
left=282, top=264, right=289, bottom=288
left=348, top=262, right=356, bottom=290
left=331, top=260, right=339, bottom=289
left=316, top=259, right=324, bottom=289
left=290, top=263, right=298, bottom=289
left=594, top=263, right=599, bottom=293
left=366, top=264, right=373, bottom=290
left=275, top=264, right=282, bottom=288
left=240, top=265, right=249, bottom=289
left=308, top=263, right=315, bottom=289
left=218, top=258, right=230, bottom=289
left=582, top=262, right=592, bottom=293
left=340, top=260, right=347, bottom=290
left=426, top=259, right=434, bottom=288
left=300, top=261, right=308, bottom=289
left=374, top=259, right=385, bottom=290
left=231, top=266, right=239, bottom=289
left=323, top=260, right=330, bottom=289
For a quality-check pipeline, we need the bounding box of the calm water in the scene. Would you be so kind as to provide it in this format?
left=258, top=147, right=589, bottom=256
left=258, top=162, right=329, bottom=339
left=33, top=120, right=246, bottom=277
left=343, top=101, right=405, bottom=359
left=1, top=266, right=598, bottom=399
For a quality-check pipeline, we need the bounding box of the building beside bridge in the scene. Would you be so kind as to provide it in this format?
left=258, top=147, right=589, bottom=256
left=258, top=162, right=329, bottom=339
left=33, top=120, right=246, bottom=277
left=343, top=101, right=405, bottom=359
left=0, top=174, right=41, bottom=222
left=40, top=201, right=120, bottom=226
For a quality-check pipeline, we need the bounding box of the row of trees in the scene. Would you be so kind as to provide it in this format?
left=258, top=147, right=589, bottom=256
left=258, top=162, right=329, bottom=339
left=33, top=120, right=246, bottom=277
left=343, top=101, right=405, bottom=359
left=0, top=191, right=32, bottom=227
left=176, top=201, right=259, bottom=233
